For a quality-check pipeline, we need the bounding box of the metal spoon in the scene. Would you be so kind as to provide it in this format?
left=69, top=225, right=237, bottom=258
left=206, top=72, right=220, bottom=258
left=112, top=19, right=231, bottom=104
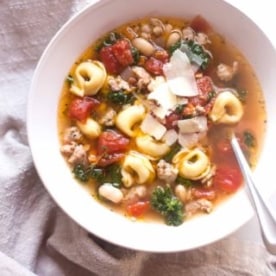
left=231, top=134, right=276, bottom=255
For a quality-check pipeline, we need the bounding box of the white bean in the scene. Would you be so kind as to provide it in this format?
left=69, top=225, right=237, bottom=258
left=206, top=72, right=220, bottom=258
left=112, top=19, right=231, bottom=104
left=141, top=32, right=151, bottom=40
left=153, top=26, right=163, bottom=36
left=175, top=184, right=188, bottom=203
left=141, top=24, right=151, bottom=33
left=165, top=23, right=173, bottom=33
left=166, top=31, right=181, bottom=48
left=150, top=18, right=165, bottom=29
left=99, top=183, right=123, bottom=204
left=132, top=37, right=155, bottom=56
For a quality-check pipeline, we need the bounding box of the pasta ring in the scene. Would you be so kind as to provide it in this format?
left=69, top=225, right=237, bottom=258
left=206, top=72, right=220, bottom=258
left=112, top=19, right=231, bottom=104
left=136, top=135, right=170, bottom=158
left=209, top=91, right=243, bottom=124
left=115, top=105, right=145, bottom=137
left=173, top=148, right=210, bottom=180
left=70, top=60, right=107, bottom=97
left=76, top=118, right=101, bottom=139
left=121, top=151, right=155, bottom=187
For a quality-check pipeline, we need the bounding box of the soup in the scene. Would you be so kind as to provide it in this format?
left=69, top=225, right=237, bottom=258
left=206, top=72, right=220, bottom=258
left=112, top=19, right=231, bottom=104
left=58, top=16, right=266, bottom=226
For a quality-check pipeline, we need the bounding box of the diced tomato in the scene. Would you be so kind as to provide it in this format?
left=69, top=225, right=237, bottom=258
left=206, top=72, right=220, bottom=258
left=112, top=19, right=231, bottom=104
left=97, top=152, right=124, bottom=167
left=111, top=39, right=134, bottom=67
left=192, top=187, right=216, bottom=200
left=190, top=15, right=213, bottom=34
left=99, top=46, right=122, bottom=74
left=188, top=76, right=214, bottom=108
left=144, top=57, right=164, bottom=75
left=213, top=164, right=243, bottom=193
left=197, top=76, right=213, bottom=95
left=165, top=112, right=181, bottom=129
left=97, top=130, right=129, bottom=154
left=99, top=39, right=134, bottom=74
left=126, top=201, right=150, bottom=217
left=68, top=97, right=99, bottom=122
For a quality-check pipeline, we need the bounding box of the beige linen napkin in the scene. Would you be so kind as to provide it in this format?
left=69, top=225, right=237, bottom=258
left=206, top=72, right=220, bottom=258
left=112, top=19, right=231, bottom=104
left=0, top=0, right=275, bottom=275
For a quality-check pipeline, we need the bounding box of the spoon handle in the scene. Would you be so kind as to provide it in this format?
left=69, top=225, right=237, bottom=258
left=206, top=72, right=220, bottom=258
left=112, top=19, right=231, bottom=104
left=231, top=135, right=276, bottom=255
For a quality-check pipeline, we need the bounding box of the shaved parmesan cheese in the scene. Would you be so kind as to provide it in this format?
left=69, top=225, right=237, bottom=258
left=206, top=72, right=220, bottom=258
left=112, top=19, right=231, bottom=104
left=176, top=97, right=188, bottom=105
left=140, top=114, right=167, bottom=140
left=178, top=132, right=206, bottom=148
left=162, top=129, right=178, bottom=145
left=148, top=76, right=166, bottom=92
left=163, top=50, right=199, bottom=97
left=148, top=83, right=177, bottom=119
left=178, top=133, right=200, bottom=148
left=177, top=116, right=207, bottom=134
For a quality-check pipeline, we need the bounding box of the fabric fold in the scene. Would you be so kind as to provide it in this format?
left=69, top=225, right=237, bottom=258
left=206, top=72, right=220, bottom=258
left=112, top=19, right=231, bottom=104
left=0, top=0, right=276, bottom=275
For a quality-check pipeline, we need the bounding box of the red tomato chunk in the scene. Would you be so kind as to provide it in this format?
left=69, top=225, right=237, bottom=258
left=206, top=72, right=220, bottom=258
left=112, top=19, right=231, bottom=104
left=144, top=57, right=164, bottom=75
left=165, top=112, right=181, bottom=129
left=126, top=201, right=150, bottom=217
left=192, top=187, right=216, bottom=200
left=97, top=152, right=125, bottom=167
left=68, top=97, right=99, bottom=122
left=97, top=130, right=130, bottom=154
left=196, top=76, right=213, bottom=95
left=112, top=39, right=134, bottom=67
left=99, top=46, right=122, bottom=74
left=99, top=39, right=134, bottom=74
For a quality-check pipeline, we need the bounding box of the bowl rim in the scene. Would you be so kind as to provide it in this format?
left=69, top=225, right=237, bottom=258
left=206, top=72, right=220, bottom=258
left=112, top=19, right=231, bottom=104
left=27, top=0, right=276, bottom=252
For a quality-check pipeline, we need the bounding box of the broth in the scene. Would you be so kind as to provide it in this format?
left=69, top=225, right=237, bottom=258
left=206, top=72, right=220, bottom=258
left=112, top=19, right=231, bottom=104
left=58, top=16, right=266, bottom=225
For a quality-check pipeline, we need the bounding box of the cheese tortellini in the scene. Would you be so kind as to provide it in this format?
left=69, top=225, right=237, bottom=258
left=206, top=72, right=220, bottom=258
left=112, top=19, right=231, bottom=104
left=136, top=135, right=170, bottom=158
left=172, top=148, right=211, bottom=180
left=209, top=91, right=243, bottom=124
left=70, top=60, right=107, bottom=97
left=115, top=105, right=145, bottom=137
left=77, top=118, right=101, bottom=139
left=121, top=151, right=155, bottom=187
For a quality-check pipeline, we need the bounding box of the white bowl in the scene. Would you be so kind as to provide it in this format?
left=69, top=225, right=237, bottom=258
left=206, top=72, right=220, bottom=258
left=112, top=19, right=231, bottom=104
left=27, top=0, right=276, bottom=252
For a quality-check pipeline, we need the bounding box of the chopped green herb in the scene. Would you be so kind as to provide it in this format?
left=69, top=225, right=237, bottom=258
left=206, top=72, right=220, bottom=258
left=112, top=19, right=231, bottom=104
left=190, top=42, right=203, bottom=55
left=73, top=163, right=122, bottom=186
left=237, top=89, right=248, bottom=103
left=175, top=176, right=193, bottom=187
left=66, top=75, right=74, bottom=85
left=103, top=32, right=121, bottom=46
left=243, top=131, right=256, bottom=148
left=168, top=40, right=181, bottom=55
left=150, top=185, right=184, bottom=226
left=73, top=164, right=90, bottom=182
left=90, top=167, right=105, bottom=183
left=163, top=143, right=182, bottom=163
left=170, top=40, right=211, bottom=70
left=107, top=90, right=135, bottom=106
left=175, top=104, right=185, bottom=114
left=95, top=32, right=121, bottom=51
left=104, top=164, right=122, bottom=187
left=131, top=47, right=140, bottom=64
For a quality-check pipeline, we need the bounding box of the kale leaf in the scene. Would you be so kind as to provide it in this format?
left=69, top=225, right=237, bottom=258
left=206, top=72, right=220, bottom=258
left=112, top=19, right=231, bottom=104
left=107, top=90, right=135, bottom=106
left=150, top=185, right=184, bottom=226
